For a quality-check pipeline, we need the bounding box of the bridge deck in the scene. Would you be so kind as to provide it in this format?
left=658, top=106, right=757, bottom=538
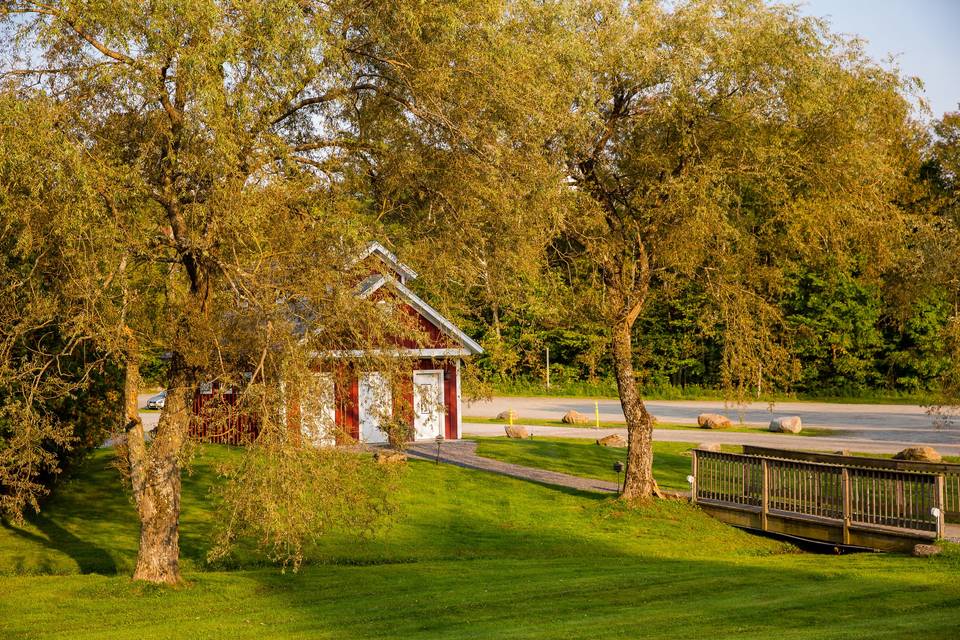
left=692, top=448, right=959, bottom=552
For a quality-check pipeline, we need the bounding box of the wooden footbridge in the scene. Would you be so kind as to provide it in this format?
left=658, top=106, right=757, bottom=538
left=690, top=445, right=960, bottom=552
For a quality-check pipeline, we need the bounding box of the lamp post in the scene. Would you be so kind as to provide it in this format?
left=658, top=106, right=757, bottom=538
left=613, top=461, right=624, bottom=495
left=435, top=434, right=444, bottom=465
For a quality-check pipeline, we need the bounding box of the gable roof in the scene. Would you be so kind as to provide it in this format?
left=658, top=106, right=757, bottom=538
left=357, top=273, right=484, bottom=356
left=354, top=241, right=418, bottom=283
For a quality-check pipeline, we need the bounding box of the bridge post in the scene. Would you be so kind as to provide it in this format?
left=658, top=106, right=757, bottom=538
left=935, top=474, right=946, bottom=537
left=842, top=468, right=851, bottom=545
left=761, top=459, right=769, bottom=532
left=690, top=449, right=698, bottom=505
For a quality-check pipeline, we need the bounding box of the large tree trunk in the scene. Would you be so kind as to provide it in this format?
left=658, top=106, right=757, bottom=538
left=610, top=321, right=658, bottom=501
left=127, top=355, right=194, bottom=585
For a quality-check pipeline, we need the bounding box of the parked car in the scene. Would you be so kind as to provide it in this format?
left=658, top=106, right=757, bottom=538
left=145, top=391, right=167, bottom=410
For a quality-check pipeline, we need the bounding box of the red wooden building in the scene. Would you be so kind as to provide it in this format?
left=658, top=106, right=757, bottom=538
left=190, top=242, right=483, bottom=445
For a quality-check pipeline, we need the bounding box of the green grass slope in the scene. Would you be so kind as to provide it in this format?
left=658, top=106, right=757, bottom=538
left=472, top=436, right=707, bottom=492
left=0, top=446, right=958, bottom=639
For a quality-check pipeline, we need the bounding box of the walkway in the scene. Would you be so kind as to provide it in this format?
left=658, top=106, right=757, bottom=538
left=406, top=440, right=619, bottom=494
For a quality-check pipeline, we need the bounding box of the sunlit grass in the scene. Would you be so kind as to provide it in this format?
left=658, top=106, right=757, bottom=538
left=1, top=445, right=958, bottom=638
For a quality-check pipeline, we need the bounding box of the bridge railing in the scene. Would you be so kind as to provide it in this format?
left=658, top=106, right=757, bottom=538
left=742, top=445, right=960, bottom=520
left=691, top=450, right=945, bottom=539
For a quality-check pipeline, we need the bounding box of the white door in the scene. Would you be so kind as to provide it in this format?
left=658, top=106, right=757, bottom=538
left=359, top=372, right=391, bottom=444
left=413, top=371, right=445, bottom=441
left=301, top=373, right=336, bottom=446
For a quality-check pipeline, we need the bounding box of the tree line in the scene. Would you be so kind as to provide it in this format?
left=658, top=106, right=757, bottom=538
left=1, top=0, right=958, bottom=583
left=462, top=260, right=958, bottom=399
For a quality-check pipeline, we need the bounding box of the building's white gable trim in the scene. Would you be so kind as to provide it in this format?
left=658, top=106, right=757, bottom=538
left=354, top=241, right=418, bottom=283
left=383, top=276, right=484, bottom=355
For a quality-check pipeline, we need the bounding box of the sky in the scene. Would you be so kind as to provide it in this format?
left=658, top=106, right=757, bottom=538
left=798, top=0, right=960, bottom=118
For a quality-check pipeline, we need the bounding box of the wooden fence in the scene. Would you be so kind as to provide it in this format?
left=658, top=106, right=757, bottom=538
left=692, top=449, right=945, bottom=551
left=742, top=445, right=960, bottom=520
left=189, top=387, right=260, bottom=445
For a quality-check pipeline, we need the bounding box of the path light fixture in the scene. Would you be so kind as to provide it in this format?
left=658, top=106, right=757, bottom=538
left=435, top=434, right=444, bottom=465
left=613, top=461, right=624, bottom=495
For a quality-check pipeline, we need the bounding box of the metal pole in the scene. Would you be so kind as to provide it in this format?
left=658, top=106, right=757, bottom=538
left=545, top=347, right=550, bottom=389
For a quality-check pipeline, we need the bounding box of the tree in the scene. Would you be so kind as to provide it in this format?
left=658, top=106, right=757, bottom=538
left=917, top=109, right=960, bottom=415
left=553, top=0, right=919, bottom=500
left=1, top=0, right=553, bottom=583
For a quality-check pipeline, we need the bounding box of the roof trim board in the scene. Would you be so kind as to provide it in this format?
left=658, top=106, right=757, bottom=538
left=354, top=241, right=419, bottom=283
left=356, top=273, right=483, bottom=356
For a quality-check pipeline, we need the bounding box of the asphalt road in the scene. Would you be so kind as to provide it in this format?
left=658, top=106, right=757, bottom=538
left=135, top=391, right=960, bottom=455
left=463, top=396, right=960, bottom=452
left=138, top=392, right=162, bottom=434
left=461, top=422, right=960, bottom=456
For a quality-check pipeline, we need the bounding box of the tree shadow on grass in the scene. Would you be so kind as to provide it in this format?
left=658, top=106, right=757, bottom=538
left=1, top=515, right=118, bottom=575
left=232, top=505, right=960, bottom=640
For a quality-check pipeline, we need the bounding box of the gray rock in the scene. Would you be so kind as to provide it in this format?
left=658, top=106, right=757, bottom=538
left=697, top=413, right=732, bottom=429
left=373, top=450, right=407, bottom=464
left=504, top=425, right=529, bottom=439
left=912, top=543, right=942, bottom=557
left=769, top=416, right=802, bottom=434
left=893, top=446, right=942, bottom=463
left=497, top=410, right=519, bottom=421
left=562, top=410, right=591, bottom=425
left=596, top=434, right=627, bottom=447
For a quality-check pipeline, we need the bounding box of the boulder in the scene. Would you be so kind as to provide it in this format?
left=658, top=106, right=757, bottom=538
left=504, top=425, right=529, bottom=439
left=596, top=434, right=627, bottom=447
left=562, top=410, right=591, bottom=425
left=769, top=416, right=803, bottom=434
left=697, top=442, right=722, bottom=453
left=697, top=413, right=732, bottom=429
left=373, top=450, right=407, bottom=465
left=912, top=543, right=942, bottom=558
left=497, top=410, right=519, bottom=421
left=893, top=446, right=942, bottom=463
left=833, top=449, right=852, bottom=457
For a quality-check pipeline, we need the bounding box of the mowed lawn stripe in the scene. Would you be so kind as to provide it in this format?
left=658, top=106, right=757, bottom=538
left=0, top=447, right=958, bottom=638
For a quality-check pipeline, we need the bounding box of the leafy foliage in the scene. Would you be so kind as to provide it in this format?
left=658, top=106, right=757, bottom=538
left=208, top=442, right=401, bottom=571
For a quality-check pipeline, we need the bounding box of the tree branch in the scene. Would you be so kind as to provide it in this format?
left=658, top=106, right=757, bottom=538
left=271, top=84, right=376, bottom=126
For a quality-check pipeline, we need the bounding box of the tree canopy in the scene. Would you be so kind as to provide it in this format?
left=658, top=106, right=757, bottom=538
left=0, top=0, right=952, bottom=582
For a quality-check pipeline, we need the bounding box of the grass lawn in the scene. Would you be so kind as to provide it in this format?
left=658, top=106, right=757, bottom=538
left=1, top=446, right=959, bottom=638
left=463, top=416, right=836, bottom=437
left=469, top=437, right=960, bottom=489
left=470, top=436, right=712, bottom=492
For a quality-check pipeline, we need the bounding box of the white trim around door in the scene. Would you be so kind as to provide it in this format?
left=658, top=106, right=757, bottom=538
left=412, top=369, right=445, bottom=441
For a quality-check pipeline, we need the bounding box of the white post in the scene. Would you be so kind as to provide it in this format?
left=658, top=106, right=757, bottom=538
left=545, top=347, right=550, bottom=389
left=455, top=358, right=462, bottom=440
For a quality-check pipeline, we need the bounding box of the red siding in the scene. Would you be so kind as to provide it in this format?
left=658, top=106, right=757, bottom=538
left=189, top=384, right=259, bottom=445
left=347, top=376, right=360, bottom=441
left=444, top=362, right=457, bottom=439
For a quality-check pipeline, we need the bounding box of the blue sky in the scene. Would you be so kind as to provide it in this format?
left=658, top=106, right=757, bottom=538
left=798, top=0, right=960, bottom=118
